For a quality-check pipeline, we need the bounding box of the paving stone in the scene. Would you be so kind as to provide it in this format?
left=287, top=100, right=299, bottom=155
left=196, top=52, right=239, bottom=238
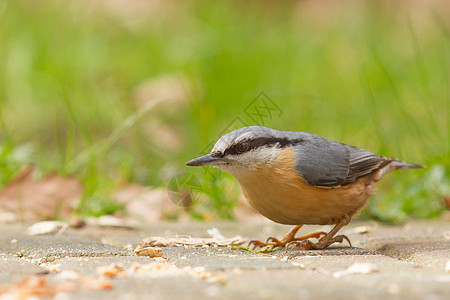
left=0, top=233, right=133, bottom=263
left=39, top=255, right=450, bottom=300
left=0, top=221, right=449, bottom=300
left=290, top=255, right=450, bottom=299
left=163, top=246, right=377, bottom=270
left=223, top=265, right=450, bottom=300
left=0, top=253, right=48, bottom=288
left=363, top=239, right=450, bottom=271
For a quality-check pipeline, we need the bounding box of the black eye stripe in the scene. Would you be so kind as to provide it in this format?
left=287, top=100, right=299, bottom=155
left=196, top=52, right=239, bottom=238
left=222, top=137, right=304, bottom=156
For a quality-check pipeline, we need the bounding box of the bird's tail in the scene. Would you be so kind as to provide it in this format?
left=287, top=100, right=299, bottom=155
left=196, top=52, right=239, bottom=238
left=389, top=160, right=425, bottom=170
left=372, top=160, right=425, bottom=181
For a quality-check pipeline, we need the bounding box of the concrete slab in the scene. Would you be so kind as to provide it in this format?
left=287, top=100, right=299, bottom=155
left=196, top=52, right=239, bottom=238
left=39, top=253, right=450, bottom=300
left=0, top=221, right=449, bottom=300
left=163, top=246, right=378, bottom=270
left=363, top=239, right=450, bottom=272
left=0, top=253, right=48, bottom=288
left=0, top=233, right=133, bottom=264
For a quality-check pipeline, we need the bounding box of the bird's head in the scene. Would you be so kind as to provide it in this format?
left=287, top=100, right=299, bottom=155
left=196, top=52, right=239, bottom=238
left=186, top=126, right=295, bottom=177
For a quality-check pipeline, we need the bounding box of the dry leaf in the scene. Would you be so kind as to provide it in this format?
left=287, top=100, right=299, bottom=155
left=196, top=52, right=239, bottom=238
left=134, top=246, right=163, bottom=258
left=0, top=166, right=82, bottom=222
left=0, top=275, right=77, bottom=299
left=27, top=221, right=68, bottom=236
left=140, top=236, right=247, bottom=247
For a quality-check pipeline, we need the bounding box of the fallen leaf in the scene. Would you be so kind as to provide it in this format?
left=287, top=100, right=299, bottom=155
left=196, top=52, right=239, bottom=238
left=0, top=166, right=82, bottom=222
left=140, top=236, right=247, bottom=247
left=444, top=197, right=450, bottom=209
left=27, top=221, right=68, bottom=236
left=0, top=275, right=77, bottom=299
left=134, top=246, right=163, bottom=257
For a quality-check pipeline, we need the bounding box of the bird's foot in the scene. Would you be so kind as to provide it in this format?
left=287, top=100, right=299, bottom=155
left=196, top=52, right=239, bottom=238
left=248, top=229, right=327, bottom=249
left=287, top=234, right=352, bottom=250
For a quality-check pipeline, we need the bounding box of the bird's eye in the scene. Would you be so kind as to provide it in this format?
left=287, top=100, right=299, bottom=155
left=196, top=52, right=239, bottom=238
left=237, top=142, right=249, bottom=153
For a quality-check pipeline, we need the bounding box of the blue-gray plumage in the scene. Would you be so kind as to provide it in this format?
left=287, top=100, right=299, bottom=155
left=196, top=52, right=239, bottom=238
left=186, top=126, right=424, bottom=249
left=203, top=126, right=418, bottom=187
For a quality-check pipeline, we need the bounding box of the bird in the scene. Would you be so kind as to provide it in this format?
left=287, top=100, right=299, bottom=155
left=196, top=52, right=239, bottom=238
left=185, top=126, right=424, bottom=250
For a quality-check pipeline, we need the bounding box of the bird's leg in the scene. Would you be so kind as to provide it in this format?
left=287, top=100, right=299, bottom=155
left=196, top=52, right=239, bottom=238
left=288, top=218, right=352, bottom=250
left=248, top=225, right=327, bottom=249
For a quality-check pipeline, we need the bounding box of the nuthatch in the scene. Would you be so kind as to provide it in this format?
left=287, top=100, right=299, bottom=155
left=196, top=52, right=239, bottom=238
left=186, top=126, right=424, bottom=249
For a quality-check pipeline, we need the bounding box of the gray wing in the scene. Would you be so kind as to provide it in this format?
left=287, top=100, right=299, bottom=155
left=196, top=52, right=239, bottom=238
left=292, top=133, right=390, bottom=187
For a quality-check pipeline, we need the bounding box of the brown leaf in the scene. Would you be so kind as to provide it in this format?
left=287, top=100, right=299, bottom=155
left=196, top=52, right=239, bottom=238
left=0, top=165, right=82, bottom=222
left=443, top=197, right=450, bottom=210
left=140, top=236, right=247, bottom=247
left=134, top=246, right=163, bottom=257
left=0, top=275, right=77, bottom=299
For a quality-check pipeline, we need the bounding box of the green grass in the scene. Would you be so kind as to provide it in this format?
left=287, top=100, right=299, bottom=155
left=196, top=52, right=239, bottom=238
left=0, top=0, right=448, bottom=221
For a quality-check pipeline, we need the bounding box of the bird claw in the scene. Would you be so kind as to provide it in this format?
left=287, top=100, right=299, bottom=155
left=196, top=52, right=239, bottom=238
left=249, top=231, right=328, bottom=250
left=247, top=239, right=268, bottom=250
left=266, top=237, right=283, bottom=245
left=286, top=234, right=353, bottom=250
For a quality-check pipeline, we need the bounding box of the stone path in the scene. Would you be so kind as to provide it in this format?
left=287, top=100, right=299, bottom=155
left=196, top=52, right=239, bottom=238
left=0, top=221, right=449, bottom=299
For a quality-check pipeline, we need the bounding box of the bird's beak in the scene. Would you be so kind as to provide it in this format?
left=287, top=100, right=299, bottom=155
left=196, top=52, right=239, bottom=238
left=185, top=154, right=222, bottom=167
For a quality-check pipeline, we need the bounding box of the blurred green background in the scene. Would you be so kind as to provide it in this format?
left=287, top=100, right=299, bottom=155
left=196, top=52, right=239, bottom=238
left=0, top=0, right=448, bottom=222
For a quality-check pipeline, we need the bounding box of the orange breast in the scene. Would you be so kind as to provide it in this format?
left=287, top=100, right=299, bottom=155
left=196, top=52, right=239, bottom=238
left=235, top=147, right=375, bottom=225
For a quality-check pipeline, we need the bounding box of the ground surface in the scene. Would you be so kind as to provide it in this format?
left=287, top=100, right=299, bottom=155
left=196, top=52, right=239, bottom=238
left=0, top=220, right=449, bottom=299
